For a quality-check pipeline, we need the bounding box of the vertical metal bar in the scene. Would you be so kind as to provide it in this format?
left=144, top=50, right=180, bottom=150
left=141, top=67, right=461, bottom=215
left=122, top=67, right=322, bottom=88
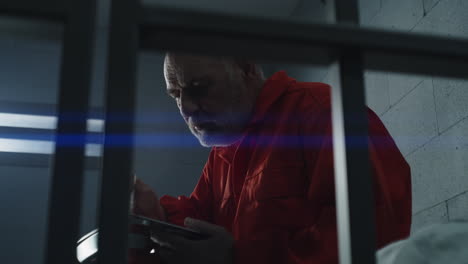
left=97, top=0, right=138, bottom=263
left=44, top=0, right=96, bottom=264
left=332, top=1, right=376, bottom=264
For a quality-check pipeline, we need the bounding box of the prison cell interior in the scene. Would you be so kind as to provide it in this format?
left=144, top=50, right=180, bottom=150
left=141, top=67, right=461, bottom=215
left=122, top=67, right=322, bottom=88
left=1, top=1, right=468, bottom=264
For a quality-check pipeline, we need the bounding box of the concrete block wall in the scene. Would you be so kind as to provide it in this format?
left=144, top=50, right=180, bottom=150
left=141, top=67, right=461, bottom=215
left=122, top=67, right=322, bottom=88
left=360, top=0, right=468, bottom=232
left=288, top=0, right=468, bottom=233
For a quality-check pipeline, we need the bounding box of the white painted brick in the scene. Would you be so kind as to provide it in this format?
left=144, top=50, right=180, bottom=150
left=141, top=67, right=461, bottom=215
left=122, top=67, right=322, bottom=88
left=447, top=192, right=468, bottom=221
left=411, top=202, right=448, bottom=234
left=413, top=0, right=468, bottom=38
left=282, top=65, right=329, bottom=83
left=432, top=77, right=468, bottom=133
left=423, top=0, right=441, bottom=14
left=289, top=0, right=335, bottom=23
left=364, top=71, right=390, bottom=116
left=321, top=69, right=332, bottom=85
left=407, top=117, right=468, bottom=212
left=381, top=79, right=438, bottom=156
left=370, top=0, right=424, bottom=31
left=322, top=64, right=340, bottom=91
left=359, top=0, right=381, bottom=25
left=388, top=73, right=425, bottom=106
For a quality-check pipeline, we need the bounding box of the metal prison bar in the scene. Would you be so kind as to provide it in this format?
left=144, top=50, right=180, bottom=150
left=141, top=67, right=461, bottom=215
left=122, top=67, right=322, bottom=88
left=1, top=1, right=97, bottom=264
left=1, top=0, right=468, bottom=264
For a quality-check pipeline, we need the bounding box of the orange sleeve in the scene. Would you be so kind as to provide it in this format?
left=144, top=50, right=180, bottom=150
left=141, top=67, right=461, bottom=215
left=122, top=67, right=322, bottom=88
left=232, top=107, right=411, bottom=264
left=366, top=108, right=412, bottom=246
left=159, top=151, right=215, bottom=227
left=301, top=106, right=412, bottom=250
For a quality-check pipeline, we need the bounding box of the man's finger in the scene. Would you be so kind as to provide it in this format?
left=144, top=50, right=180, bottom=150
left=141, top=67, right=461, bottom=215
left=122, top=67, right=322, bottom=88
left=184, top=217, right=225, bottom=235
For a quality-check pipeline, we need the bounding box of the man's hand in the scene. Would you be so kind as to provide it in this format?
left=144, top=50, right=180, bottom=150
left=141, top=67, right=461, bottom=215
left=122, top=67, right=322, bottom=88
left=129, top=177, right=165, bottom=264
left=132, top=177, right=166, bottom=221
left=151, top=218, right=234, bottom=264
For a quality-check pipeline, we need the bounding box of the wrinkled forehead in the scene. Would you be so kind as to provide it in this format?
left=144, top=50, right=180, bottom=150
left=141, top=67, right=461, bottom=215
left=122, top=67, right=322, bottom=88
left=164, top=54, right=230, bottom=86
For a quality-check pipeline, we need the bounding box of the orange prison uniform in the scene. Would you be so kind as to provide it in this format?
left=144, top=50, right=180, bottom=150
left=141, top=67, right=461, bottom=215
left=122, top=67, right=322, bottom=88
left=160, top=71, right=412, bottom=264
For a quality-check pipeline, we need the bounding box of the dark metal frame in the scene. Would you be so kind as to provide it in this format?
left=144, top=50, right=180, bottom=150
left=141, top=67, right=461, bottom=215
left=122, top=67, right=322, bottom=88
left=332, top=1, right=375, bottom=263
left=0, top=0, right=66, bottom=22
left=139, top=4, right=468, bottom=78
left=16, top=1, right=99, bottom=264
left=96, top=0, right=139, bottom=263
left=2, top=0, right=468, bottom=264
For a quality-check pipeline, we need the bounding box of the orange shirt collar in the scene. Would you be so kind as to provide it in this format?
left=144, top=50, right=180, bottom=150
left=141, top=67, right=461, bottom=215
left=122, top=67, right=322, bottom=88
left=249, top=70, right=296, bottom=125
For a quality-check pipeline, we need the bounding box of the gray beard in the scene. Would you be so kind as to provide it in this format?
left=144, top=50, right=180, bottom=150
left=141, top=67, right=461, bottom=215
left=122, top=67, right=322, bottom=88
left=191, top=128, right=242, bottom=147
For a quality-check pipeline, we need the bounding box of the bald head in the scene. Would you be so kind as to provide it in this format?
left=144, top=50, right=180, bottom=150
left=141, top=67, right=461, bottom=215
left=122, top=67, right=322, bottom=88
left=163, top=53, right=265, bottom=147
left=164, top=53, right=263, bottom=84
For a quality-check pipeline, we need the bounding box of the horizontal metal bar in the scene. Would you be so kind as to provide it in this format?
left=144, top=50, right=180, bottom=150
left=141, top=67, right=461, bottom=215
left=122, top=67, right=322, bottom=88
left=365, top=51, right=468, bottom=78
left=139, top=23, right=331, bottom=65
left=0, top=0, right=67, bottom=22
left=139, top=4, right=468, bottom=79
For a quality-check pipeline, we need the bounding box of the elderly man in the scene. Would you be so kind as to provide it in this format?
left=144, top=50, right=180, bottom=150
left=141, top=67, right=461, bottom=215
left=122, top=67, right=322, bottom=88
left=133, top=53, right=412, bottom=264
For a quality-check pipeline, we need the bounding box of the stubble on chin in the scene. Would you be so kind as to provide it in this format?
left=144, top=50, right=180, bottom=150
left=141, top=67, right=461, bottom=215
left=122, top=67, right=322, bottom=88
left=193, top=129, right=242, bottom=147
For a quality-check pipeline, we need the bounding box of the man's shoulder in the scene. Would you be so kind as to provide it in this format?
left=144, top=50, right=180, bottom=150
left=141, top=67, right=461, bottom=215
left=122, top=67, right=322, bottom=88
left=282, top=80, right=332, bottom=113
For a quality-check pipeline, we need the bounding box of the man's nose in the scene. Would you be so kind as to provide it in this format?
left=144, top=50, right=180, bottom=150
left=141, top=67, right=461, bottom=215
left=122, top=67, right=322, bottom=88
left=179, top=94, right=199, bottom=117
